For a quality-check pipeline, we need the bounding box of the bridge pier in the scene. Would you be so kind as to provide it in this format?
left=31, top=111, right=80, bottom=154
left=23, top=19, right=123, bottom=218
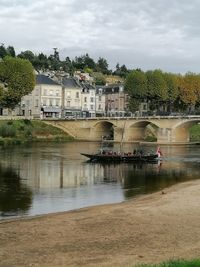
left=157, top=128, right=172, bottom=143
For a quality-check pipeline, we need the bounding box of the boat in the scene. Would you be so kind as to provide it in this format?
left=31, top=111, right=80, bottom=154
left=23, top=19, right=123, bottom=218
left=81, top=147, right=162, bottom=163
left=81, top=152, right=159, bottom=163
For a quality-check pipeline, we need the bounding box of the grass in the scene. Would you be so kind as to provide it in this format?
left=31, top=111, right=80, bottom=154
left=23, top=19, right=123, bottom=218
left=0, top=119, right=73, bottom=145
left=190, top=124, right=200, bottom=142
left=135, top=259, right=200, bottom=267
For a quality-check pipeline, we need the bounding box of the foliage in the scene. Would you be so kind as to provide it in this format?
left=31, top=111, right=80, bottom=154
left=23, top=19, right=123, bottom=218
left=92, top=72, right=106, bottom=85
left=0, top=56, right=35, bottom=109
left=0, top=120, right=73, bottom=145
left=144, top=135, right=157, bottom=142
left=0, top=123, right=16, bottom=137
left=189, top=124, right=200, bottom=141
left=96, top=57, right=110, bottom=74
left=177, top=72, right=200, bottom=106
left=135, top=259, right=200, bottom=267
left=146, top=70, right=168, bottom=101
left=114, top=63, right=130, bottom=77
left=125, top=70, right=147, bottom=98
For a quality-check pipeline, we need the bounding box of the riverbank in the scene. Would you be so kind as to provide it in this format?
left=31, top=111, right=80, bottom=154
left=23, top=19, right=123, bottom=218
left=1, top=180, right=200, bottom=267
left=0, top=119, right=73, bottom=145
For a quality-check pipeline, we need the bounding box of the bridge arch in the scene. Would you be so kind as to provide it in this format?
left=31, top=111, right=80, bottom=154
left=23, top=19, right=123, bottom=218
left=91, top=121, right=117, bottom=141
left=127, top=120, right=159, bottom=141
left=172, top=119, right=200, bottom=142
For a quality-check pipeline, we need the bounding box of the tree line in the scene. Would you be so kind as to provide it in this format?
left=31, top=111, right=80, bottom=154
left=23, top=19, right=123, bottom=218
left=0, top=44, right=129, bottom=79
left=125, top=69, right=200, bottom=114
left=1, top=44, right=200, bottom=114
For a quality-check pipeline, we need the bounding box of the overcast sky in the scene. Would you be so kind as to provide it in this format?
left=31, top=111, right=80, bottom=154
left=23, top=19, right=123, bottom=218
left=1, top=0, right=200, bottom=73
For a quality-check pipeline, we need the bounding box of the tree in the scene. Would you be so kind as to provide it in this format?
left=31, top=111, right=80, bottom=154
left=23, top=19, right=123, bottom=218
left=96, top=57, right=109, bottom=74
left=0, top=44, right=7, bottom=58
left=125, top=70, right=147, bottom=112
left=125, top=70, right=147, bottom=98
left=0, top=56, right=35, bottom=109
left=176, top=72, right=200, bottom=112
left=163, top=72, right=179, bottom=112
left=7, top=46, right=16, bottom=57
left=18, top=50, right=35, bottom=63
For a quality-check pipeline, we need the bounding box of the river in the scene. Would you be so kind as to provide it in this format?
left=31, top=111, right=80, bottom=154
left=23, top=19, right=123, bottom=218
left=0, top=141, right=200, bottom=220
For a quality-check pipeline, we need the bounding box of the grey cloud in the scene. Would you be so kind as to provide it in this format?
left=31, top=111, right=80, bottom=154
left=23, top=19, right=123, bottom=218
left=1, top=0, right=200, bottom=73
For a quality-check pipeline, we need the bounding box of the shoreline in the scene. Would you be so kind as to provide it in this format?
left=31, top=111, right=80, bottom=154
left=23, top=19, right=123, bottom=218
left=1, top=180, right=200, bottom=266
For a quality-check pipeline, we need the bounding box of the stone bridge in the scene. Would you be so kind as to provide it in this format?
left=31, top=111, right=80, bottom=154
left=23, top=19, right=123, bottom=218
left=44, top=116, right=200, bottom=143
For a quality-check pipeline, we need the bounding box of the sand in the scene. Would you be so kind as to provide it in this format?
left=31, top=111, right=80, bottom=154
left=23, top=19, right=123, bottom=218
left=1, top=180, right=200, bottom=267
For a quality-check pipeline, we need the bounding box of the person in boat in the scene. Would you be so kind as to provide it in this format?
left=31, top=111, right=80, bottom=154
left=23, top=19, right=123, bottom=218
left=156, top=147, right=163, bottom=158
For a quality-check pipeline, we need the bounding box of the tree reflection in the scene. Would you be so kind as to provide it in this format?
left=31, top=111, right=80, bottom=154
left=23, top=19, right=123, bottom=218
left=122, top=161, right=199, bottom=199
left=0, top=165, right=32, bottom=216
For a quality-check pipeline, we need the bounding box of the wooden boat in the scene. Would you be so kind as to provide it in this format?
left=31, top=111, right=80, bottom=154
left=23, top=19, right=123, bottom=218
left=81, top=152, right=159, bottom=163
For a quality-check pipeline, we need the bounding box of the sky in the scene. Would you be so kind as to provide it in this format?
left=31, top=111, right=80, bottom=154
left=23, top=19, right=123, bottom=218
left=0, top=0, right=200, bottom=73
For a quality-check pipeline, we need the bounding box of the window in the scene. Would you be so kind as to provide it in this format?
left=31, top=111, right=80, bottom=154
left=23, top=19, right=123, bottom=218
left=84, top=97, right=87, bottom=103
left=43, top=99, right=47, bottom=106
left=43, top=89, right=47, bottom=96
left=99, top=96, right=101, bottom=101
left=49, top=99, right=53, bottom=106
left=91, top=105, right=94, bottom=110
left=56, top=90, right=59, bottom=96
left=90, top=97, right=94, bottom=103
left=67, top=101, right=70, bottom=107
left=56, top=100, right=59, bottom=106
left=35, top=99, right=39, bottom=107
left=35, top=89, right=39, bottom=96
left=76, top=92, right=79, bottom=98
left=98, top=104, right=101, bottom=110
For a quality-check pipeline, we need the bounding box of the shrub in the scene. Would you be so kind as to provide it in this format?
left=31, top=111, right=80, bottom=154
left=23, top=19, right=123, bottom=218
left=0, top=124, right=16, bottom=137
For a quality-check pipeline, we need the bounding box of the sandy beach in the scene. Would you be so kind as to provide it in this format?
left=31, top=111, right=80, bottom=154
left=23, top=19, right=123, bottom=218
left=1, top=180, right=200, bottom=267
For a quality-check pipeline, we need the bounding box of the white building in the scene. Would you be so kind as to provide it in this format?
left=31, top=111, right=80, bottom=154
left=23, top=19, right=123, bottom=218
left=81, top=83, right=96, bottom=118
left=21, top=74, right=62, bottom=118
left=62, top=77, right=82, bottom=118
left=95, top=87, right=106, bottom=117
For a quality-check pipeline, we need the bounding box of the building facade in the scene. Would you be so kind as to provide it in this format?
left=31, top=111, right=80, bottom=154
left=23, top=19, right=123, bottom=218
left=21, top=74, right=62, bottom=118
left=62, top=77, right=82, bottom=118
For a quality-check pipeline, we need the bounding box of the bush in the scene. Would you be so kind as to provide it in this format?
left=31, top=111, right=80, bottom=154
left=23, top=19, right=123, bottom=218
left=0, top=124, right=16, bottom=137
left=144, top=135, right=157, bottom=142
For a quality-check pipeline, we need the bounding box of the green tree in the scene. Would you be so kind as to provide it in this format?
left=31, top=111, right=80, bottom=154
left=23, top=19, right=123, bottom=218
left=0, top=56, right=35, bottom=109
left=125, top=70, right=147, bottom=98
left=146, top=70, right=168, bottom=110
left=96, top=57, right=109, bottom=74
left=163, top=72, right=179, bottom=112
left=18, top=50, right=35, bottom=63
left=6, top=46, right=16, bottom=57
left=0, top=44, right=8, bottom=58
left=125, top=70, right=147, bottom=112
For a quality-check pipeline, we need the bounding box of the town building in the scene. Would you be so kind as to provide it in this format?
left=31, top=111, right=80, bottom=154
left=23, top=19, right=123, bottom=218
left=103, top=84, right=129, bottom=117
left=95, top=87, right=106, bottom=117
left=81, top=82, right=96, bottom=118
left=62, top=77, right=82, bottom=118
left=21, top=74, right=62, bottom=118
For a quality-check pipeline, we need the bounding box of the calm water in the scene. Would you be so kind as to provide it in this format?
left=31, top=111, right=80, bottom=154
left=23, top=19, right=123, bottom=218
left=0, top=142, right=200, bottom=220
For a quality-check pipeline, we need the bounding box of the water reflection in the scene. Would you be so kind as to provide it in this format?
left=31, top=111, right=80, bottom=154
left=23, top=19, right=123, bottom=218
left=0, top=142, right=199, bottom=219
left=0, top=164, right=32, bottom=217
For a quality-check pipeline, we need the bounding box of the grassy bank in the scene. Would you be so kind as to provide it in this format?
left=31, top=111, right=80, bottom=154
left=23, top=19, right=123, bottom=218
left=135, top=259, right=200, bottom=267
left=0, top=119, right=73, bottom=145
